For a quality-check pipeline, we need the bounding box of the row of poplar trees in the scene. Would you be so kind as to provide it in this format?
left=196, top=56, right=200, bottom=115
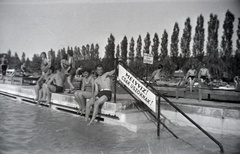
left=103, top=10, right=240, bottom=79
left=4, top=10, right=240, bottom=80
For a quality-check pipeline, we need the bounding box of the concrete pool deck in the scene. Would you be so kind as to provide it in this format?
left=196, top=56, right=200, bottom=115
left=0, top=83, right=240, bottom=136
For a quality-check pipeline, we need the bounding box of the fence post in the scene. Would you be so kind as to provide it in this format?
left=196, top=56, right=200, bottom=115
left=114, top=58, right=117, bottom=103
left=157, top=95, right=161, bottom=138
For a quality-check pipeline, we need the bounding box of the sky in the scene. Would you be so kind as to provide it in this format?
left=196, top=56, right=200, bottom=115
left=0, top=0, right=240, bottom=60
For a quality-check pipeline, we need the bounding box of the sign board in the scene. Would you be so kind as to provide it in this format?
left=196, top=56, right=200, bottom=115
left=143, top=53, right=153, bottom=64
left=118, top=64, right=156, bottom=112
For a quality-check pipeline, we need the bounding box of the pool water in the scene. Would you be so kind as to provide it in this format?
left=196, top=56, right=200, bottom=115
left=0, top=95, right=239, bottom=154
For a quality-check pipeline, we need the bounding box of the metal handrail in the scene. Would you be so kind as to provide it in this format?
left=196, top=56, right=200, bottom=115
left=116, top=80, right=179, bottom=139
left=115, top=59, right=224, bottom=152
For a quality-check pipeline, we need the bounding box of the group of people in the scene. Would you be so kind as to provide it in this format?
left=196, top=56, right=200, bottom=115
left=150, top=63, right=211, bottom=92
left=34, top=50, right=115, bottom=125
left=151, top=63, right=240, bottom=92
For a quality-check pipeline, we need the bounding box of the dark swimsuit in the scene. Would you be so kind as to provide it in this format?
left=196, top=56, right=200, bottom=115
left=53, top=84, right=64, bottom=93
left=200, top=76, right=207, bottom=80
left=188, top=76, right=195, bottom=80
left=1, top=58, right=8, bottom=75
left=97, top=90, right=112, bottom=101
left=50, top=82, right=63, bottom=93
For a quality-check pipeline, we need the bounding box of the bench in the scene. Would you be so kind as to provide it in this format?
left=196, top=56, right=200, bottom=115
left=154, top=85, right=186, bottom=99
left=5, top=76, right=39, bottom=85
left=198, top=85, right=240, bottom=102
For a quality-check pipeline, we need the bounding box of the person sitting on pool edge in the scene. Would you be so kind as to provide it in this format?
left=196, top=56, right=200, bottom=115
left=74, top=68, right=95, bottom=115
left=34, top=67, right=53, bottom=102
left=39, top=66, right=65, bottom=106
left=150, top=64, right=184, bottom=87
left=85, top=64, right=115, bottom=125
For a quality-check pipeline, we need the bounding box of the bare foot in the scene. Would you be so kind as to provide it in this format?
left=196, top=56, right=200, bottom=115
left=38, top=99, right=46, bottom=102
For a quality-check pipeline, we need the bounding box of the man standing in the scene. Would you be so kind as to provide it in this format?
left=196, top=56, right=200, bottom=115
left=1, top=54, right=8, bottom=82
left=85, top=64, right=115, bottom=125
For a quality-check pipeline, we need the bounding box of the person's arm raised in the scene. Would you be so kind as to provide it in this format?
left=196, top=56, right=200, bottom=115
left=105, top=69, right=116, bottom=77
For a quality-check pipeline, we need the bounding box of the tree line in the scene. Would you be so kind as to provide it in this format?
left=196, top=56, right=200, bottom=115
left=4, top=10, right=240, bottom=80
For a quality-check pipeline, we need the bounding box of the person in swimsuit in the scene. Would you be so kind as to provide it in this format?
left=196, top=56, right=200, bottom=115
left=186, top=65, right=197, bottom=92
left=85, top=64, right=115, bottom=125
left=34, top=67, right=53, bottom=101
left=74, top=65, right=83, bottom=89
left=60, top=53, right=68, bottom=73
left=1, top=54, right=8, bottom=81
left=74, top=68, right=94, bottom=115
left=234, top=76, right=240, bottom=90
left=198, top=63, right=210, bottom=82
left=21, top=62, right=30, bottom=76
left=65, top=50, right=76, bottom=93
left=150, top=64, right=183, bottom=86
left=40, top=52, right=50, bottom=74
left=39, top=66, right=65, bottom=106
left=150, top=64, right=164, bottom=82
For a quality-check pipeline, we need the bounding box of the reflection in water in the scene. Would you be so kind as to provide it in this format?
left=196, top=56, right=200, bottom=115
left=0, top=95, right=239, bottom=154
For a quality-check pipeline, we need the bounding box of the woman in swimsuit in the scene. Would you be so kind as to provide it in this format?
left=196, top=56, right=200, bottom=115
left=74, top=68, right=94, bottom=114
left=40, top=52, right=49, bottom=74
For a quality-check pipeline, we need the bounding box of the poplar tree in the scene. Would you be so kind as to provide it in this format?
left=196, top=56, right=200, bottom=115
left=136, top=35, right=142, bottom=59
left=160, top=30, right=168, bottom=60
left=143, top=33, right=151, bottom=54
left=206, top=14, right=219, bottom=56
left=206, top=14, right=222, bottom=79
left=237, top=18, right=240, bottom=54
left=86, top=44, right=90, bottom=60
left=135, top=35, right=144, bottom=77
left=104, top=34, right=115, bottom=70
left=121, top=36, right=128, bottom=63
left=235, top=18, right=240, bottom=76
left=94, top=44, right=99, bottom=60
left=221, top=10, right=235, bottom=59
left=192, top=14, right=205, bottom=60
left=81, top=45, right=86, bottom=60
left=170, top=22, right=180, bottom=64
left=181, top=17, right=191, bottom=59
left=129, top=37, right=135, bottom=67
left=90, top=43, right=95, bottom=60
left=152, top=33, right=159, bottom=61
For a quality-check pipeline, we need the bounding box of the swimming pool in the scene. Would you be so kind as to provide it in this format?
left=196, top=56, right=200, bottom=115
left=0, top=95, right=239, bottom=154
